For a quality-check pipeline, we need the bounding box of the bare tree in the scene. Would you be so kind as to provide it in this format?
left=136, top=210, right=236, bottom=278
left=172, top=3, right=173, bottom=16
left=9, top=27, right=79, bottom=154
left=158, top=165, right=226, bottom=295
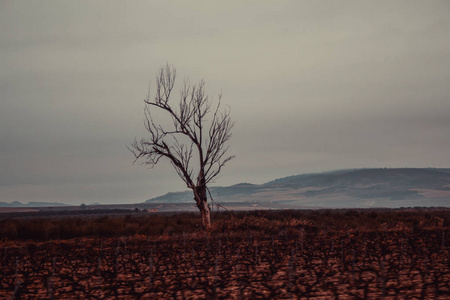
left=129, top=64, right=234, bottom=229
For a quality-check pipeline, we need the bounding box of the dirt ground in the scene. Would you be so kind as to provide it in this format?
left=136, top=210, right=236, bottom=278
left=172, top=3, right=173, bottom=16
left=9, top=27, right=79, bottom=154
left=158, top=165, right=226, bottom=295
left=1, top=226, right=449, bottom=299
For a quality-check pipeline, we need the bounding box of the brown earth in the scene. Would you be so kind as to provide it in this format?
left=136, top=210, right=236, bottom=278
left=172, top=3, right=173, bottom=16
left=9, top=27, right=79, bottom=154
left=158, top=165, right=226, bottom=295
left=1, top=209, right=449, bottom=299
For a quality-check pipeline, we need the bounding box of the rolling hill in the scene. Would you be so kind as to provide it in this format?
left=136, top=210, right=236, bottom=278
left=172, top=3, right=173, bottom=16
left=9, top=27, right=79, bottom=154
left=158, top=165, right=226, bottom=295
left=146, top=168, right=450, bottom=208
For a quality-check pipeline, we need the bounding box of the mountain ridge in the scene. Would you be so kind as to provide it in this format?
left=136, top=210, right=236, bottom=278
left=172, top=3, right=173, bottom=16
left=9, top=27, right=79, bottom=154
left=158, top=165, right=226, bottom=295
left=145, top=168, right=450, bottom=208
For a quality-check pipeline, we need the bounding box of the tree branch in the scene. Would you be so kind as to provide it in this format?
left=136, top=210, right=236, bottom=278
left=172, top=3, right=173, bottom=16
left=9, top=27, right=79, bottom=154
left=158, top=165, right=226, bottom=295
left=129, top=63, right=234, bottom=201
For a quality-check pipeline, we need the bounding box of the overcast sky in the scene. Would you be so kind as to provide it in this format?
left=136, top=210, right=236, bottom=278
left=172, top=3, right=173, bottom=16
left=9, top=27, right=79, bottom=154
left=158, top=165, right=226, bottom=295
left=1, top=1, right=450, bottom=205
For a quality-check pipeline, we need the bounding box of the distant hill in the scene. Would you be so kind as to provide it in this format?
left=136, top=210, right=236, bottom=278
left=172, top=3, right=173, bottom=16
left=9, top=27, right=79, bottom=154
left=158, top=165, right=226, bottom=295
left=145, top=168, right=450, bottom=208
left=0, top=201, right=68, bottom=208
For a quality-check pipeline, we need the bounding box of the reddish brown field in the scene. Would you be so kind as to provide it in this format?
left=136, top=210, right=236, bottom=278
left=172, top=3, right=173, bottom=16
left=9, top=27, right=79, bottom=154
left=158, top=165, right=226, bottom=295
left=1, top=209, right=449, bottom=299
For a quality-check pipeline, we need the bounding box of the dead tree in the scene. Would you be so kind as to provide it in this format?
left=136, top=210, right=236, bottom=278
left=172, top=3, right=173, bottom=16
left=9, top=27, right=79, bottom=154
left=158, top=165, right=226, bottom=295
left=129, top=64, right=234, bottom=229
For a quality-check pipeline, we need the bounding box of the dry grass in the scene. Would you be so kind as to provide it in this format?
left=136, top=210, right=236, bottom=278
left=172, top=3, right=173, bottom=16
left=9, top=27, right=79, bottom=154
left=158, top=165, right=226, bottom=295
left=0, top=208, right=449, bottom=298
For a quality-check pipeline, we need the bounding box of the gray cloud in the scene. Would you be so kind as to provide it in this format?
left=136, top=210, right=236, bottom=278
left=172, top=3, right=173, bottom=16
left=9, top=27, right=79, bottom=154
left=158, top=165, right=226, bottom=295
left=1, top=1, right=449, bottom=204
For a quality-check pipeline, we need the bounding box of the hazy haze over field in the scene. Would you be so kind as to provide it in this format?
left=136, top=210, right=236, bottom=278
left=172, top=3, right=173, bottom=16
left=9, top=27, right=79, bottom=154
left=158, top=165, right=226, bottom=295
left=1, top=1, right=450, bottom=205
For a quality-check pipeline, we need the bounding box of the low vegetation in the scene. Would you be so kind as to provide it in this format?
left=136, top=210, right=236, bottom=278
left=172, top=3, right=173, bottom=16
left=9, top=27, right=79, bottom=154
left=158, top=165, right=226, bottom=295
left=0, top=208, right=448, bottom=241
left=0, top=208, right=449, bottom=298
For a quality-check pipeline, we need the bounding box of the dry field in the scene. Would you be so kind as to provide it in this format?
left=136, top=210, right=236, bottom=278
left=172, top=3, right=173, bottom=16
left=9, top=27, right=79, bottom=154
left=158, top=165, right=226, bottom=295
left=0, top=209, right=449, bottom=299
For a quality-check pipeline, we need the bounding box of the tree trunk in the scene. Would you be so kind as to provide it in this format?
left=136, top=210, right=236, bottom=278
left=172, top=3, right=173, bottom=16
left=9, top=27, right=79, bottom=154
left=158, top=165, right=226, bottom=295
left=194, top=185, right=211, bottom=229
left=199, top=200, right=211, bottom=229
